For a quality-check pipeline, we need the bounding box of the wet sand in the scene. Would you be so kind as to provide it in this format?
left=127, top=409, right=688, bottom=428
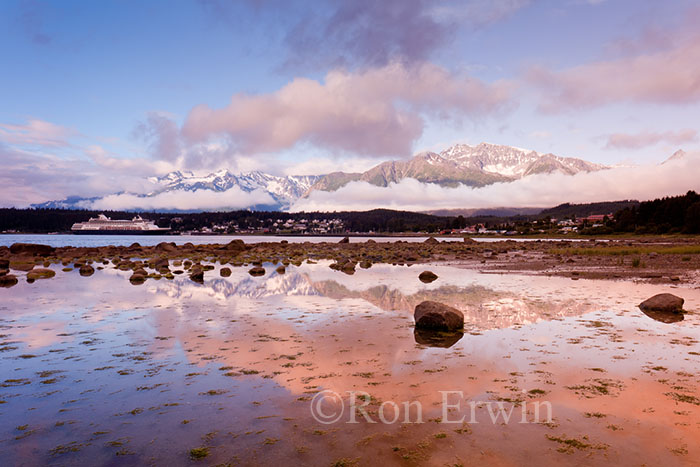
left=0, top=239, right=699, bottom=465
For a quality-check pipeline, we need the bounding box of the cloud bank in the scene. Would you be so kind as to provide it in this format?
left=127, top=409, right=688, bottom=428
left=290, top=153, right=700, bottom=212
left=82, top=187, right=277, bottom=212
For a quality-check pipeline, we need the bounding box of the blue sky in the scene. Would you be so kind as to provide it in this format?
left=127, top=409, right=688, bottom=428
left=1, top=0, right=699, bottom=208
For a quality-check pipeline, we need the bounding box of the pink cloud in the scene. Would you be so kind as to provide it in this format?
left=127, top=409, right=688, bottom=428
left=182, top=62, right=513, bottom=156
left=605, top=129, right=697, bottom=150
left=0, top=119, right=76, bottom=147
left=529, top=34, right=700, bottom=112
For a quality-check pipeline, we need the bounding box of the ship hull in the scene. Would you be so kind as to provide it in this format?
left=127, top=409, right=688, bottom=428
left=71, top=230, right=171, bottom=235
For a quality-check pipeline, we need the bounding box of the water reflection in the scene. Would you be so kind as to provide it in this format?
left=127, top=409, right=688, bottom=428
left=413, top=328, right=464, bottom=348
left=639, top=307, right=685, bottom=323
left=1, top=261, right=699, bottom=465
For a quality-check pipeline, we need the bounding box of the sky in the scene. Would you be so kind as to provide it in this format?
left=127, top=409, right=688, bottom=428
left=1, top=0, right=699, bottom=210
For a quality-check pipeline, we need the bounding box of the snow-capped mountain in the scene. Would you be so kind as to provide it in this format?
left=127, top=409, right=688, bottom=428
left=147, top=169, right=320, bottom=209
left=306, top=142, right=606, bottom=194
left=32, top=142, right=608, bottom=212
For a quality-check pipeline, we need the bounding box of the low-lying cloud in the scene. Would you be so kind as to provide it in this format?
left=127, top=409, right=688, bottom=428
left=290, top=153, right=700, bottom=212
left=82, top=187, right=277, bottom=212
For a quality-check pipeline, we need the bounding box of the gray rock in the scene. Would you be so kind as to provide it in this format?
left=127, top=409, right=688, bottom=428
left=414, top=301, right=464, bottom=331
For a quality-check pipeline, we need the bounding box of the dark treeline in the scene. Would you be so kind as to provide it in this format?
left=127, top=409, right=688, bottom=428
left=612, top=191, right=700, bottom=234
left=0, top=208, right=457, bottom=234
left=1, top=191, right=699, bottom=235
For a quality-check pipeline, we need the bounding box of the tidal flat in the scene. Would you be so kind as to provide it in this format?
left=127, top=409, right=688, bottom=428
left=0, top=239, right=699, bottom=466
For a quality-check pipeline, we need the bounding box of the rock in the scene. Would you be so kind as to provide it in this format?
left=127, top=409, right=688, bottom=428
left=79, top=264, right=95, bottom=276
left=0, top=269, right=8, bottom=276
left=154, top=242, right=178, bottom=253
left=463, top=237, right=476, bottom=244
left=0, top=259, right=9, bottom=269
left=424, top=237, right=439, bottom=244
left=418, top=271, right=438, bottom=283
left=220, top=267, right=232, bottom=277
left=9, top=243, right=55, bottom=256
left=189, top=269, right=204, bottom=283
left=340, top=261, right=356, bottom=275
left=414, top=301, right=464, bottom=331
left=275, top=265, right=286, bottom=274
left=0, top=274, right=18, bottom=288
left=10, top=260, right=37, bottom=272
left=359, top=260, right=372, bottom=269
left=223, top=239, right=246, bottom=253
left=338, top=237, right=350, bottom=244
left=249, top=267, right=265, bottom=276
left=129, top=272, right=146, bottom=284
left=639, top=293, right=684, bottom=313
left=26, top=268, right=56, bottom=281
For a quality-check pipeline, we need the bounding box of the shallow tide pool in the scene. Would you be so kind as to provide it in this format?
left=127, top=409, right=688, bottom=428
left=1, top=262, right=699, bottom=466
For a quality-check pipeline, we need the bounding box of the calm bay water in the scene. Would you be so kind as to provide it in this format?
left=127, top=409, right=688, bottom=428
left=0, top=234, right=590, bottom=248
left=0, top=260, right=698, bottom=465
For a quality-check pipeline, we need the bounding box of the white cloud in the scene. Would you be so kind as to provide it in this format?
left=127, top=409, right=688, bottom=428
left=82, top=187, right=277, bottom=211
left=291, top=153, right=700, bottom=212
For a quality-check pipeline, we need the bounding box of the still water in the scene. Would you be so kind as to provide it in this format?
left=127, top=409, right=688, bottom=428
left=0, top=234, right=591, bottom=248
left=1, top=261, right=698, bottom=465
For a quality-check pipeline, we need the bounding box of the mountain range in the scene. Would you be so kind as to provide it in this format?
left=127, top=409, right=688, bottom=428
left=33, top=142, right=607, bottom=211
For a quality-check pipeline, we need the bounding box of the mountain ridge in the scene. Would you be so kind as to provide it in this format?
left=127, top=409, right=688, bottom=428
left=32, top=142, right=619, bottom=212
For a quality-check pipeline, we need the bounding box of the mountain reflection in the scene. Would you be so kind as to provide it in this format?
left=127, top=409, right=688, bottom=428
left=150, top=266, right=595, bottom=331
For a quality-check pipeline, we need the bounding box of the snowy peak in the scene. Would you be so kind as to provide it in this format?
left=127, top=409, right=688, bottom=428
left=150, top=169, right=322, bottom=209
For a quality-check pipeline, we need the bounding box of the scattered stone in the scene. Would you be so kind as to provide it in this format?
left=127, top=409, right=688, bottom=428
left=79, top=264, right=95, bottom=276
left=275, top=265, right=286, bottom=274
left=639, top=294, right=684, bottom=313
left=129, top=272, right=146, bottom=284
left=189, top=269, right=204, bottom=283
left=0, top=274, right=18, bottom=288
left=359, top=260, right=372, bottom=269
left=249, top=267, right=265, bottom=276
left=9, top=243, right=55, bottom=256
left=414, top=301, right=464, bottom=331
left=26, top=268, right=56, bottom=281
left=418, top=271, right=438, bottom=283
left=220, top=267, right=232, bottom=277
left=340, top=261, right=356, bottom=275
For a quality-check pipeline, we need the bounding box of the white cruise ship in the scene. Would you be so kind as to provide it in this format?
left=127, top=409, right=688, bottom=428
left=71, top=214, right=171, bottom=235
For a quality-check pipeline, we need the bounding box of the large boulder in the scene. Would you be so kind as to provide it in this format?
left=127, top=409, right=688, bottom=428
left=424, top=237, right=439, bottom=245
left=639, top=293, right=684, bottom=314
left=414, top=301, right=464, bottom=331
left=9, top=243, right=55, bottom=256
left=0, top=259, right=9, bottom=269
